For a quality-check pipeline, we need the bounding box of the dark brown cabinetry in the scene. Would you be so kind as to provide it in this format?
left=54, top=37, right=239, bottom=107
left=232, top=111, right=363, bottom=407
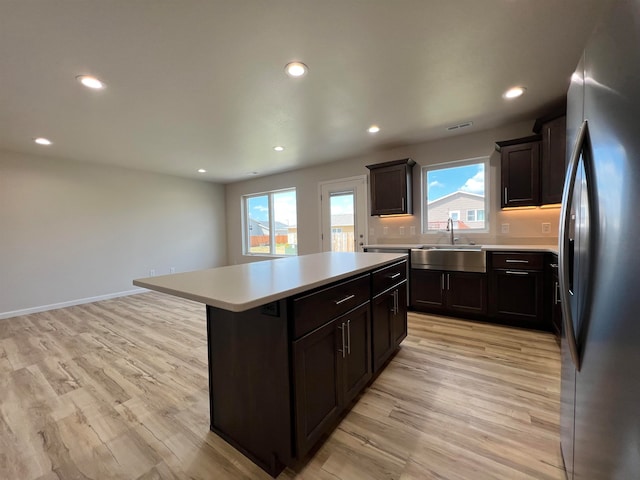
left=545, top=253, right=562, bottom=344
left=540, top=115, right=567, bottom=204
left=371, top=260, right=408, bottom=374
left=292, top=303, right=371, bottom=458
left=497, top=113, right=567, bottom=208
left=498, top=136, right=541, bottom=208
left=366, top=158, right=415, bottom=215
left=410, top=269, right=486, bottom=316
left=488, top=252, right=547, bottom=330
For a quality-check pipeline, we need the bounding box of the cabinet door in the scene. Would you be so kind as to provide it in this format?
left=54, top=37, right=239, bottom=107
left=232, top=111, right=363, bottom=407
left=369, top=163, right=413, bottom=215
left=341, top=304, right=372, bottom=407
left=292, top=318, right=343, bottom=457
left=410, top=269, right=445, bottom=311
left=541, top=115, right=567, bottom=205
left=490, top=270, right=544, bottom=327
left=391, top=281, right=408, bottom=346
left=371, top=291, right=394, bottom=374
left=446, top=272, right=486, bottom=314
left=501, top=141, right=541, bottom=207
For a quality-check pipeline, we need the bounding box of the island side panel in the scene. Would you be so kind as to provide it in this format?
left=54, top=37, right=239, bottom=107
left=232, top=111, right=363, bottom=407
left=206, top=300, right=292, bottom=476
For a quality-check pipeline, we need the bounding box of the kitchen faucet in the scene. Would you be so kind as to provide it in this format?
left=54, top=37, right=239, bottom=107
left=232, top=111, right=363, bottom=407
left=446, top=217, right=455, bottom=245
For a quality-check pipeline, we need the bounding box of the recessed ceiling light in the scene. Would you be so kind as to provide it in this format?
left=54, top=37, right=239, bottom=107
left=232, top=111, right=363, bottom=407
left=368, top=125, right=380, bottom=134
left=503, top=86, right=526, bottom=99
left=198, top=168, right=207, bottom=173
left=285, top=62, right=308, bottom=78
left=76, top=75, right=106, bottom=89
left=34, top=137, right=52, bottom=145
left=273, top=146, right=285, bottom=152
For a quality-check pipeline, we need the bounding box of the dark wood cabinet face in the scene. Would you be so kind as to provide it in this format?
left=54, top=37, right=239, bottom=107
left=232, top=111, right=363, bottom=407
left=341, top=304, right=372, bottom=406
left=446, top=272, right=486, bottom=314
left=367, top=159, right=414, bottom=215
left=541, top=115, right=567, bottom=205
left=392, top=282, right=408, bottom=345
left=292, top=318, right=342, bottom=458
left=501, top=141, right=541, bottom=207
left=410, top=269, right=446, bottom=310
left=489, top=269, right=544, bottom=328
left=371, top=281, right=407, bottom=374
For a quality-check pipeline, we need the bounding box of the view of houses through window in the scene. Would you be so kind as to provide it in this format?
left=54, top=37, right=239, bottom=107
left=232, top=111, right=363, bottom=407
left=423, top=159, right=488, bottom=232
left=244, top=188, right=297, bottom=255
left=329, top=192, right=355, bottom=252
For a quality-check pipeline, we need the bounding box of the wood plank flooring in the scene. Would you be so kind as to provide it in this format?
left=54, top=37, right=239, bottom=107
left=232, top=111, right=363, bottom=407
left=0, top=292, right=562, bottom=479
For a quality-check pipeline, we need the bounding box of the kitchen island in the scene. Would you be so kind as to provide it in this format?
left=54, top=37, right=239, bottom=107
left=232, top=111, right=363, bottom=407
left=133, top=252, right=408, bottom=477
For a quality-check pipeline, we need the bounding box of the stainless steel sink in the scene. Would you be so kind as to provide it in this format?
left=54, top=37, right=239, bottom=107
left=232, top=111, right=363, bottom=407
left=411, top=247, right=486, bottom=273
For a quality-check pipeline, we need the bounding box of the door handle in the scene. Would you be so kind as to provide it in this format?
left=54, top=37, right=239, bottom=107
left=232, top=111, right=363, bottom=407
left=346, top=320, right=351, bottom=355
left=559, top=119, right=588, bottom=371
left=338, top=323, right=346, bottom=358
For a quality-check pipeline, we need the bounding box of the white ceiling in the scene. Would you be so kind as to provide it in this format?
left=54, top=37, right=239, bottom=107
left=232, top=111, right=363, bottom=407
left=0, top=0, right=611, bottom=183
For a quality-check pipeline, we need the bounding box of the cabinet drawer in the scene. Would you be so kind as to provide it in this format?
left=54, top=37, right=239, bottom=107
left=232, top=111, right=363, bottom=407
left=372, top=260, right=407, bottom=297
left=292, top=274, right=370, bottom=339
left=491, top=252, right=544, bottom=270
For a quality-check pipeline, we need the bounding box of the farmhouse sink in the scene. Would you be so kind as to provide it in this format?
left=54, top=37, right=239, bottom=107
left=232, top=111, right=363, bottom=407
left=411, top=247, right=486, bottom=273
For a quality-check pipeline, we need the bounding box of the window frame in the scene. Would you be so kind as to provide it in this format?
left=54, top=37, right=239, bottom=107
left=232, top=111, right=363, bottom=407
left=421, top=157, right=490, bottom=234
left=242, top=187, right=297, bottom=257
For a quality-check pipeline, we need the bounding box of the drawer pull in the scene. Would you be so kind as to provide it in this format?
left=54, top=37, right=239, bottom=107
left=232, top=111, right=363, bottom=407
left=335, top=294, right=355, bottom=305
left=389, top=273, right=401, bottom=279
left=550, top=263, right=559, bottom=268
left=506, top=270, right=529, bottom=275
left=506, top=259, right=529, bottom=264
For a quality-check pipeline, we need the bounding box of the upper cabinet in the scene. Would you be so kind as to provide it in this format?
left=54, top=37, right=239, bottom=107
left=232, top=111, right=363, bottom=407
left=498, top=135, right=541, bottom=208
left=497, top=110, right=567, bottom=208
left=366, top=158, right=415, bottom=215
left=537, top=114, right=567, bottom=205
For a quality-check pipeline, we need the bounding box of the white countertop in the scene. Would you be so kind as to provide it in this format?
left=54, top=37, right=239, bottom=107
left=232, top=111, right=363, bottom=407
left=133, top=252, right=407, bottom=312
left=364, top=244, right=558, bottom=254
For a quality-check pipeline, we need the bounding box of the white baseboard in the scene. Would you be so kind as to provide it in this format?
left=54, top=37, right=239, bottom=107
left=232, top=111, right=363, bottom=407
left=0, top=288, right=148, bottom=320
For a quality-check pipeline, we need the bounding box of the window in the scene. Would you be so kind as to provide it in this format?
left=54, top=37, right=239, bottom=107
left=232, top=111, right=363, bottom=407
left=244, top=188, right=297, bottom=255
left=422, top=158, right=488, bottom=232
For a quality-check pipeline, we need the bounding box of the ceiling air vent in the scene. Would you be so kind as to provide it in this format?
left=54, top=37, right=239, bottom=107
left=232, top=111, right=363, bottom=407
left=446, top=121, right=474, bottom=131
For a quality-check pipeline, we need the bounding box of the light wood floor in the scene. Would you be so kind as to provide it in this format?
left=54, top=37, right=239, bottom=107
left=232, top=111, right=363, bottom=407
left=0, top=292, right=562, bottom=480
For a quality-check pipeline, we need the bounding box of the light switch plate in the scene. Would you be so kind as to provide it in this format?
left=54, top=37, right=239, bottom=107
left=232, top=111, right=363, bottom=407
left=542, top=222, right=551, bottom=233
left=410, top=226, right=416, bottom=235
left=399, top=226, right=405, bottom=236
left=501, top=223, right=510, bottom=234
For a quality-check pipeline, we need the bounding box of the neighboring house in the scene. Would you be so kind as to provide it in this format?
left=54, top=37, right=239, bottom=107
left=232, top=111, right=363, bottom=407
left=329, top=213, right=354, bottom=234
left=428, top=191, right=485, bottom=229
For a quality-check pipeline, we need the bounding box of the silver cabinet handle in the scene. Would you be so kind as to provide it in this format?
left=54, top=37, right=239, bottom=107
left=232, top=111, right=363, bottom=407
left=440, top=273, right=444, bottom=291
left=447, top=273, right=450, bottom=290
left=338, top=323, right=346, bottom=358
left=335, top=294, right=355, bottom=305
left=506, top=259, right=529, bottom=264
left=393, top=289, right=399, bottom=314
left=389, top=272, right=401, bottom=279
left=550, top=263, right=559, bottom=268
left=402, top=197, right=405, bottom=211
left=554, top=281, right=560, bottom=305
left=504, top=187, right=508, bottom=204
left=559, top=119, right=588, bottom=371
left=505, top=270, right=529, bottom=275
left=346, top=320, right=351, bottom=355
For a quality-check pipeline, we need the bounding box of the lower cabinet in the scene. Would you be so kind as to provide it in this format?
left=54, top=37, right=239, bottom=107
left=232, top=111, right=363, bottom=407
left=371, top=281, right=407, bottom=374
left=488, top=252, right=547, bottom=330
left=292, top=303, right=371, bottom=458
left=411, top=269, right=486, bottom=316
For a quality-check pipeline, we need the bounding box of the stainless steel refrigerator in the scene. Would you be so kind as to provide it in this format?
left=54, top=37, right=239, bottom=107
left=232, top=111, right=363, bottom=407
left=560, top=0, right=640, bottom=477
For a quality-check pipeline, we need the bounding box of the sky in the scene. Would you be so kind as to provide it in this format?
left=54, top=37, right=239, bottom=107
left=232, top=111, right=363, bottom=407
left=247, top=190, right=297, bottom=225
left=426, top=162, right=485, bottom=202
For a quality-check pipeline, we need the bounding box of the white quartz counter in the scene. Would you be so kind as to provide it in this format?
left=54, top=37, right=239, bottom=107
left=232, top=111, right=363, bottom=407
left=133, top=252, right=407, bottom=312
left=363, top=244, right=558, bottom=255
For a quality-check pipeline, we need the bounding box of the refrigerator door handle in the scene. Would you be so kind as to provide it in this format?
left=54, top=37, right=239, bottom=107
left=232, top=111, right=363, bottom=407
left=559, top=119, right=588, bottom=371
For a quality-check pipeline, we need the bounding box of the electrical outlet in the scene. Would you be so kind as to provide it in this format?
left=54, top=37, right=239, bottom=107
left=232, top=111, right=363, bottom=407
left=383, top=226, right=389, bottom=235
left=149, top=269, right=156, bottom=277
left=501, top=223, right=510, bottom=234
left=410, top=226, right=416, bottom=235
left=170, top=267, right=176, bottom=274
left=542, top=222, right=551, bottom=234
left=399, top=226, right=405, bottom=236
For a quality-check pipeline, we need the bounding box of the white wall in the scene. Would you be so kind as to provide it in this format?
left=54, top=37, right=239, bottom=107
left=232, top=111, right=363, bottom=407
left=0, top=150, right=227, bottom=318
left=225, top=121, right=560, bottom=264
